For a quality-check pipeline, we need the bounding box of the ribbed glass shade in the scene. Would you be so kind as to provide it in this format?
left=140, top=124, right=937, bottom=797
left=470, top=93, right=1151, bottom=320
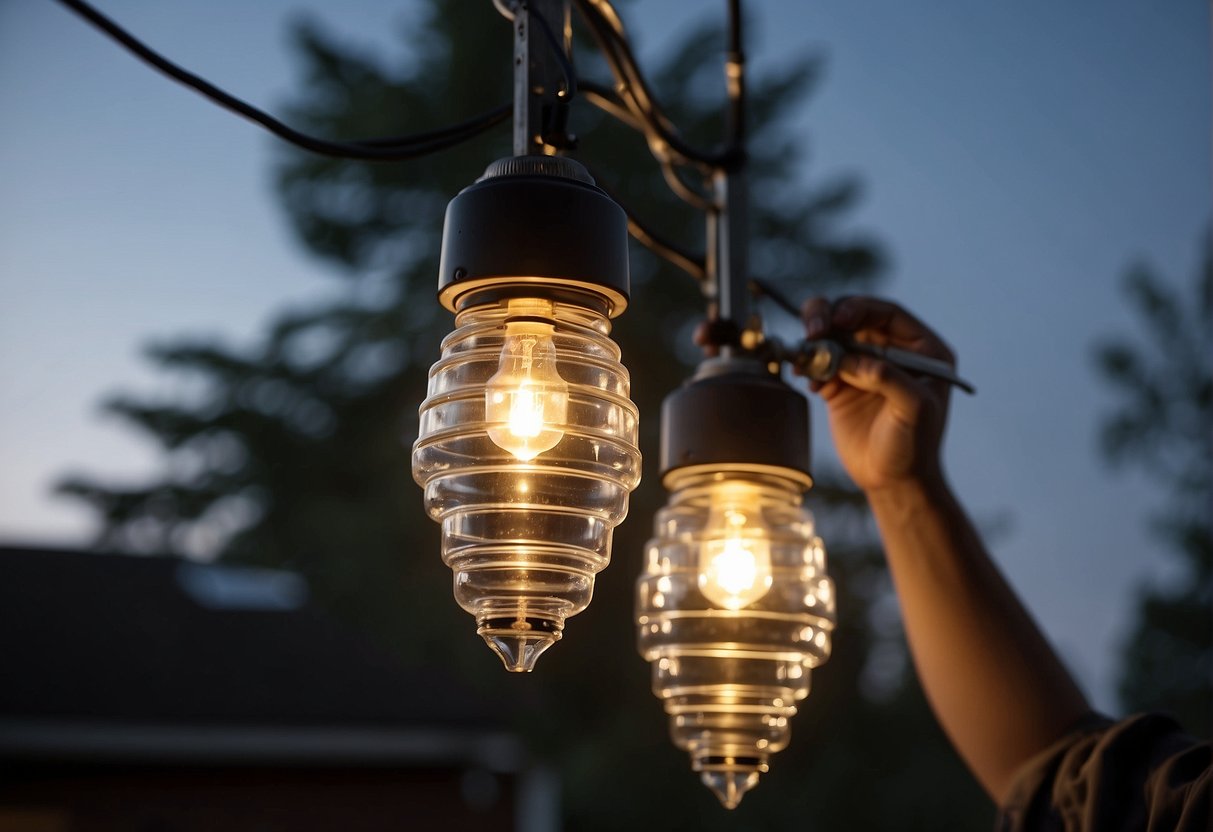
left=413, top=296, right=641, bottom=672
left=636, top=468, right=835, bottom=808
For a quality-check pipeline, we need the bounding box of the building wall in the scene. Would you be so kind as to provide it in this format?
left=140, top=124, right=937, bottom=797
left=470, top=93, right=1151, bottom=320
left=0, top=764, right=516, bottom=832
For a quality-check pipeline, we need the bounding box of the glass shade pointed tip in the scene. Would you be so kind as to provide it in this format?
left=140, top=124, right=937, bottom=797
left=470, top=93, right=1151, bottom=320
left=701, top=770, right=760, bottom=810
left=479, top=617, right=562, bottom=672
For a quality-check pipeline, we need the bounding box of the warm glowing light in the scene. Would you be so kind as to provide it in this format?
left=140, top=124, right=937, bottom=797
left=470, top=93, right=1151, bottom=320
left=415, top=292, right=640, bottom=672
left=414, top=157, right=638, bottom=673
left=637, top=470, right=835, bottom=809
left=698, top=485, right=773, bottom=610
left=485, top=303, right=569, bottom=460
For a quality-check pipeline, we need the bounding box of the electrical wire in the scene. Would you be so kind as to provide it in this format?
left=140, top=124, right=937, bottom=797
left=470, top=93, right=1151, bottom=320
left=626, top=220, right=707, bottom=281
left=58, top=0, right=734, bottom=173
left=582, top=8, right=672, bottom=133
left=575, top=4, right=696, bottom=165
left=57, top=0, right=718, bottom=283
left=580, top=81, right=645, bottom=131
left=526, top=3, right=578, bottom=100
left=659, top=161, right=717, bottom=212
left=586, top=172, right=707, bottom=281
left=573, top=0, right=743, bottom=170
left=340, top=104, right=512, bottom=148
left=748, top=278, right=800, bottom=319
left=496, top=4, right=716, bottom=248
left=581, top=84, right=717, bottom=211
left=55, top=0, right=512, bottom=161
left=582, top=0, right=626, bottom=37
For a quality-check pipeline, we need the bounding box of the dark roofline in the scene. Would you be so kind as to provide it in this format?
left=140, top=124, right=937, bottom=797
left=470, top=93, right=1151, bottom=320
left=0, top=717, right=523, bottom=770
left=0, top=545, right=501, bottom=730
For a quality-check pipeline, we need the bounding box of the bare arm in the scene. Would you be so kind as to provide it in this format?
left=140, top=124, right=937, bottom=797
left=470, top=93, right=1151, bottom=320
left=802, top=296, right=1091, bottom=804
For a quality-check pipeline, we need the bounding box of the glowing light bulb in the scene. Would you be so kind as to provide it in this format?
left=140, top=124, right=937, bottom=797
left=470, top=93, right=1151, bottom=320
left=699, top=484, right=773, bottom=610
left=485, top=316, right=569, bottom=461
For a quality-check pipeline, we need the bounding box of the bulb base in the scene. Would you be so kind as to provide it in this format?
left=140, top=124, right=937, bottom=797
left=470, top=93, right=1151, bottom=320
left=659, top=358, right=811, bottom=484
left=438, top=156, right=630, bottom=316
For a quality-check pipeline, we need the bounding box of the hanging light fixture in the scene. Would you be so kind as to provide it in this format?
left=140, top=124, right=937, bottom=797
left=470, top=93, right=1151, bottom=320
left=57, top=0, right=971, bottom=809
left=636, top=356, right=836, bottom=808
left=412, top=155, right=642, bottom=672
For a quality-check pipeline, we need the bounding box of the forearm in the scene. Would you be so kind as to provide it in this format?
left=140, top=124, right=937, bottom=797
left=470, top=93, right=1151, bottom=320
left=867, top=476, right=1091, bottom=804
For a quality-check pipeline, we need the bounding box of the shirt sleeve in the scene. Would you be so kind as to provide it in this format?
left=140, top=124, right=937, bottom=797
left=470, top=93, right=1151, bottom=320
left=996, top=712, right=1210, bottom=832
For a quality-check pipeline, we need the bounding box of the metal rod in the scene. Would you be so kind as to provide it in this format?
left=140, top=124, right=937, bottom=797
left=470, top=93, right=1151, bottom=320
left=750, top=279, right=976, bottom=394
left=513, top=5, right=533, bottom=155
left=711, top=0, right=750, bottom=328
left=714, top=170, right=750, bottom=324
left=726, top=0, right=746, bottom=146
left=789, top=338, right=976, bottom=394
left=513, top=0, right=571, bottom=156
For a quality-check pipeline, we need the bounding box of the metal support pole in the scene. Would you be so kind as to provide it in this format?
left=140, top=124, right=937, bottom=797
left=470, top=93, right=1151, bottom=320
left=713, top=169, right=750, bottom=325
left=704, top=206, right=720, bottom=306
left=513, top=0, right=572, bottom=156
left=706, top=0, right=749, bottom=329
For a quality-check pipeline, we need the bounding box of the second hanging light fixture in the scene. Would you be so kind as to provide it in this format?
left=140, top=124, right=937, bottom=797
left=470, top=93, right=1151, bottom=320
left=637, top=357, right=836, bottom=808
left=411, top=0, right=838, bottom=807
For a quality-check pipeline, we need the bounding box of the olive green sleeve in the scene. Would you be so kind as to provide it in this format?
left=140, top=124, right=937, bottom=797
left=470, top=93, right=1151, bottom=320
left=997, top=713, right=1210, bottom=832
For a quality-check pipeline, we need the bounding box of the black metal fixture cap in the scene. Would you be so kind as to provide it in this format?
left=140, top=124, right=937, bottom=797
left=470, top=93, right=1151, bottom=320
left=660, top=357, right=812, bottom=487
left=438, top=156, right=630, bottom=316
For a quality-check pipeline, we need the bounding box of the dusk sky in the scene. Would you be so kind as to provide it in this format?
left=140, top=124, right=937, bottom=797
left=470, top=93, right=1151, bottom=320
left=1, top=0, right=1208, bottom=712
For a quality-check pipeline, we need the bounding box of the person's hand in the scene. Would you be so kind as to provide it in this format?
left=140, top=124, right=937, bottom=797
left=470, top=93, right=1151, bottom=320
left=801, top=296, right=955, bottom=494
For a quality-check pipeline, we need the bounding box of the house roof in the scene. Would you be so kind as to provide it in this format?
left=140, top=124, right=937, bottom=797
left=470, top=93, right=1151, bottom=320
left=0, top=545, right=516, bottom=767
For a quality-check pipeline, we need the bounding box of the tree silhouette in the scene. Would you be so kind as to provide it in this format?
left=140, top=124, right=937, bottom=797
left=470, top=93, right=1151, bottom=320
left=1093, top=233, right=1212, bottom=738
left=59, top=3, right=992, bottom=827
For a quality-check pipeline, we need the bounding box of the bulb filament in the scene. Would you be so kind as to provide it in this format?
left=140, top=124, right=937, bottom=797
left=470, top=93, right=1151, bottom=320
left=699, top=491, right=774, bottom=610
left=485, top=305, right=569, bottom=461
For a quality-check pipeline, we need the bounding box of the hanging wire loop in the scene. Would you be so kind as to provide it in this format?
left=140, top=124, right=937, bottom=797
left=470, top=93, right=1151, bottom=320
left=55, top=0, right=512, bottom=161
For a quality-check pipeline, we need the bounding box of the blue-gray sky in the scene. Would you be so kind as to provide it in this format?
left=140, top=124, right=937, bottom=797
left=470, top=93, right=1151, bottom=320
left=0, top=0, right=1208, bottom=711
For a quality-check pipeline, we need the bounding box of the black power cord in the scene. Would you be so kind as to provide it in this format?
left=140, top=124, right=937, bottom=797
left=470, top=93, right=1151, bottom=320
left=573, top=0, right=743, bottom=170
left=54, top=0, right=719, bottom=284
left=586, top=170, right=707, bottom=281
left=55, top=0, right=511, bottom=161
